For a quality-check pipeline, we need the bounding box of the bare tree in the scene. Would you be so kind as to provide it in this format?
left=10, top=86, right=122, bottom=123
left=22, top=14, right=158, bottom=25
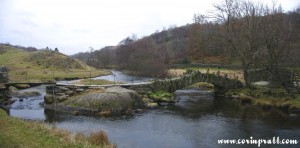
left=213, top=0, right=278, bottom=86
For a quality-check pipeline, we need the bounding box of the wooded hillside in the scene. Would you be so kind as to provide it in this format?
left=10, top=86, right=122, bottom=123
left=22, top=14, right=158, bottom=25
left=72, top=4, right=300, bottom=78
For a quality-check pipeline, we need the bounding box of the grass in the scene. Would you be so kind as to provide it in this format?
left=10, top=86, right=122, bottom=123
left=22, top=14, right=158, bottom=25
left=0, top=109, right=115, bottom=148
left=149, top=91, right=174, bottom=102
left=0, top=45, right=110, bottom=83
left=185, top=82, right=215, bottom=89
left=227, top=86, right=300, bottom=111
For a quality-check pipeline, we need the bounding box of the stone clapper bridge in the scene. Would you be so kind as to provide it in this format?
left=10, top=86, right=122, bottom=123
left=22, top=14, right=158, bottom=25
left=53, top=70, right=244, bottom=94
left=3, top=70, right=244, bottom=94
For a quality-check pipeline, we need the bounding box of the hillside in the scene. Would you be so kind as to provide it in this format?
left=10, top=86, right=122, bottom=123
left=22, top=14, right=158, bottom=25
left=0, top=44, right=110, bottom=82
left=74, top=9, right=300, bottom=76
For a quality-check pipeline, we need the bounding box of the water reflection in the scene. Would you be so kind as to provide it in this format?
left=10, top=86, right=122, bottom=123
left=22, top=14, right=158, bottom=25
left=50, top=108, right=300, bottom=148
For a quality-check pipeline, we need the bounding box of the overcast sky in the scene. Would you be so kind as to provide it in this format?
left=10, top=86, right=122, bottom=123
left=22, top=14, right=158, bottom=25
left=0, top=0, right=299, bottom=55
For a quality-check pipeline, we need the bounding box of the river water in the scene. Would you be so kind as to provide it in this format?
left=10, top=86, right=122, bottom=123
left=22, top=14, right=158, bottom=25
left=8, top=71, right=300, bottom=148
left=58, top=70, right=153, bottom=84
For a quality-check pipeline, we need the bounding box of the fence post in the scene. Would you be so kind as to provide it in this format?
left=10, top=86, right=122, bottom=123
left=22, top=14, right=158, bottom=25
left=90, top=71, right=92, bottom=85
left=52, top=70, right=54, bottom=82
left=26, top=68, right=28, bottom=82
left=113, top=74, right=116, bottom=85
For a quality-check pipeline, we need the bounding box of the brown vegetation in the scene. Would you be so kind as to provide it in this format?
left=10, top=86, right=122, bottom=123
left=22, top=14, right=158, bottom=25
left=89, top=130, right=111, bottom=146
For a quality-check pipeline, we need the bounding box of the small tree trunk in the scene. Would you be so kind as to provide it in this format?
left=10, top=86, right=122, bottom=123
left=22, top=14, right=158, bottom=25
left=242, top=60, right=250, bottom=87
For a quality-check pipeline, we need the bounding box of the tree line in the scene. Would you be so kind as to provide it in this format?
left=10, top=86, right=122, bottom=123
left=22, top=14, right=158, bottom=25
left=72, top=0, right=300, bottom=83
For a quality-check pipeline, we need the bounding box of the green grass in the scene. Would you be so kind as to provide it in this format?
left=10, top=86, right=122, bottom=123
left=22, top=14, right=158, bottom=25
left=0, top=109, right=115, bottom=148
left=185, top=82, right=215, bottom=89
left=149, top=91, right=174, bottom=102
left=0, top=45, right=110, bottom=82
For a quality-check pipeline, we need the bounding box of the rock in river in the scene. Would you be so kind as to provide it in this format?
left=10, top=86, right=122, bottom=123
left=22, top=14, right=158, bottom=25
left=58, top=86, right=144, bottom=115
left=11, top=89, right=41, bottom=98
left=44, top=95, right=54, bottom=104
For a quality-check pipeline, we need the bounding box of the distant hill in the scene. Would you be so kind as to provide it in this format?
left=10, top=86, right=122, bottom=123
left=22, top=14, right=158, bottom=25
left=73, top=10, right=300, bottom=71
left=71, top=46, right=117, bottom=68
left=0, top=44, right=110, bottom=82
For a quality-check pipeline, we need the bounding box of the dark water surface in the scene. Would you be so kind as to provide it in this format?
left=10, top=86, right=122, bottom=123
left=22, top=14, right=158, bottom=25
left=9, top=85, right=300, bottom=148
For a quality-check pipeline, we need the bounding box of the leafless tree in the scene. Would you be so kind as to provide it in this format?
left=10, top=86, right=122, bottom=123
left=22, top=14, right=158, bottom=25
left=212, top=0, right=293, bottom=87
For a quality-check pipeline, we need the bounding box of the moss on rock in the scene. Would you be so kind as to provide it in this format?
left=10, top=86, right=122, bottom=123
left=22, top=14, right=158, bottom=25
left=149, top=91, right=175, bottom=103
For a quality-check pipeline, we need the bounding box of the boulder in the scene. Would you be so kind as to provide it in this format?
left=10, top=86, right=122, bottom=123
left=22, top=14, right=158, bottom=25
left=15, top=84, right=30, bottom=89
left=58, top=86, right=70, bottom=91
left=252, top=81, right=270, bottom=86
left=62, top=86, right=144, bottom=115
left=98, top=110, right=112, bottom=116
left=44, top=95, right=55, bottom=104
left=9, top=86, right=19, bottom=93
left=146, top=103, right=158, bottom=109
left=76, top=88, right=84, bottom=92
left=46, top=85, right=62, bottom=94
left=65, top=90, right=74, bottom=95
left=57, top=95, right=69, bottom=102
left=0, top=84, right=6, bottom=89
left=135, top=109, right=143, bottom=113
left=56, top=93, right=66, bottom=96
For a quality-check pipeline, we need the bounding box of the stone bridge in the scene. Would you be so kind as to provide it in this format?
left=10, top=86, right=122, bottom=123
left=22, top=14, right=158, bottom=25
left=145, top=70, right=244, bottom=93
left=46, top=70, right=244, bottom=94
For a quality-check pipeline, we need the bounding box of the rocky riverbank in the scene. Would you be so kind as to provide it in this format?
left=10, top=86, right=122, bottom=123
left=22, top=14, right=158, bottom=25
left=225, top=83, right=300, bottom=114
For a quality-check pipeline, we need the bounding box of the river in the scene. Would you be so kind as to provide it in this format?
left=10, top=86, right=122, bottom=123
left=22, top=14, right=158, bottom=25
left=8, top=71, right=300, bottom=148
left=57, top=70, right=153, bottom=84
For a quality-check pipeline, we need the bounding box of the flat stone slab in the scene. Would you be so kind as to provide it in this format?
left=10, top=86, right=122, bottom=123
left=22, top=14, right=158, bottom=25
left=252, top=81, right=270, bottom=86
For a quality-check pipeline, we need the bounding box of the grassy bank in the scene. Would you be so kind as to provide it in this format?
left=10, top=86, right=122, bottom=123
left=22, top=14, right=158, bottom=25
left=0, top=45, right=110, bottom=83
left=227, top=86, right=300, bottom=112
left=0, top=109, right=115, bottom=148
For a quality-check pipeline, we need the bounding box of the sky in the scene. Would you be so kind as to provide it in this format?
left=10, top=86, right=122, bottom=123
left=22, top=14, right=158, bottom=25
left=0, top=0, right=299, bottom=55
